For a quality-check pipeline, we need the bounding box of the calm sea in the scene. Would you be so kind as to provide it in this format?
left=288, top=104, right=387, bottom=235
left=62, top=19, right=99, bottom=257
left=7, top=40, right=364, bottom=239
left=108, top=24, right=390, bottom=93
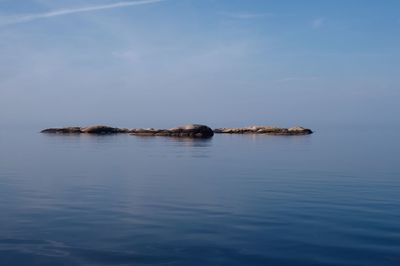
left=0, top=126, right=399, bottom=266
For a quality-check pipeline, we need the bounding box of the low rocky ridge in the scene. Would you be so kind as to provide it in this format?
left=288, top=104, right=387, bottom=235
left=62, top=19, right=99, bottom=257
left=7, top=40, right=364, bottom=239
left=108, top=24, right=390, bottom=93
left=130, top=124, right=214, bottom=138
left=41, top=127, right=83, bottom=134
left=41, top=124, right=312, bottom=137
left=214, top=126, right=313, bottom=135
left=41, top=124, right=214, bottom=138
left=81, top=125, right=130, bottom=134
left=41, top=125, right=129, bottom=134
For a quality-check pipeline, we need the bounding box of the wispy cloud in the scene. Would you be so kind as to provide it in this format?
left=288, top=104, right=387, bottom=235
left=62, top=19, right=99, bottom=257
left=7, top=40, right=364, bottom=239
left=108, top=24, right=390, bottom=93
left=220, top=12, right=272, bottom=20
left=311, top=17, right=325, bottom=29
left=1, top=0, right=166, bottom=26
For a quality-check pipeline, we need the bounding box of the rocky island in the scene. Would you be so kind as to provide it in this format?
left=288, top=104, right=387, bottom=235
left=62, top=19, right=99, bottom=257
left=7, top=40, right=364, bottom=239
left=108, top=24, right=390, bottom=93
left=41, top=124, right=313, bottom=138
left=130, top=124, right=214, bottom=138
left=214, top=126, right=313, bottom=135
left=41, top=124, right=214, bottom=138
left=41, top=125, right=130, bottom=134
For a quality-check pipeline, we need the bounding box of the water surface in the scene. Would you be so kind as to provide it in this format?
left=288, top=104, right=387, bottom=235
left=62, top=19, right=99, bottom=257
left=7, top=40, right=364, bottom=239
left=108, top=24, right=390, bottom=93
left=0, top=127, right=399, bottom=265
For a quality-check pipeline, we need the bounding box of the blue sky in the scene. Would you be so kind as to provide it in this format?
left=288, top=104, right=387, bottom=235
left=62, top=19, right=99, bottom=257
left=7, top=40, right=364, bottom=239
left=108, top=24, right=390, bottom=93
left=0, top=0, right=399, bottom=128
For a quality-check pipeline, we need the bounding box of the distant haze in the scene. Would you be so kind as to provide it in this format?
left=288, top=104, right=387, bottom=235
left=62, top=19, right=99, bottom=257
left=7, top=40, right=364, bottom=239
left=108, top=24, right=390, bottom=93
left=0, top=0, right=399, bottom=129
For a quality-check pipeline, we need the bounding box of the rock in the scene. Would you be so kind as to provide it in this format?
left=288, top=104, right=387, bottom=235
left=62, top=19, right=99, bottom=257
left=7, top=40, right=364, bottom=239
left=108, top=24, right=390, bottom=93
left=41, top=125, right=129, bottom=134
left=81, top=125, right=129, bottom=134
left=131, top=124, right=214, bottom=138
left=41, top=124, right=311, bottom=137
left=172, top=124, right=214, bottom=138
left=41, top=127, right=82, bottom=134
left=213, top=126, right=313, bottom=135
left=288, top=127, right=313, bottom=135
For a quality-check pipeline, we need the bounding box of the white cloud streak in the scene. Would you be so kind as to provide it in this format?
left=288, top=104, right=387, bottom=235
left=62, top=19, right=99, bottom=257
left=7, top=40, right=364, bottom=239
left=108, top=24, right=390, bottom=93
left=1, top=0, right=166, bottom=26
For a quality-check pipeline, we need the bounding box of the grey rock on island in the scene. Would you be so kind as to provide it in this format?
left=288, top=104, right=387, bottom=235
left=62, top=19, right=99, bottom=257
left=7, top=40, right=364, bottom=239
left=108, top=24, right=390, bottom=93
left=41, top=124, right=313, bottom=138
left=41, top=124, right=214, bottom=138
left=130, top=124, right=214, bottom=138
left=214, top=126, right=313, bottom=135
left=41, top=125, right=130, bottom=134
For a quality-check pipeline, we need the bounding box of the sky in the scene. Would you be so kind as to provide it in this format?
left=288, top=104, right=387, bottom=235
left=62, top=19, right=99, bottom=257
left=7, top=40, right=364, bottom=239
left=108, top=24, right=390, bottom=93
left=0, top=0, right=399, bottom=129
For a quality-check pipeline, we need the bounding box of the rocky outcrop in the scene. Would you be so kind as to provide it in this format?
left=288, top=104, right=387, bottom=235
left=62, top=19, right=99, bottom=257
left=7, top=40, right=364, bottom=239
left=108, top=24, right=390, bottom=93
left=41, top=124, right=214, bottom=138
left=214, top=126, right=313, bottom=135
left=41, top=127, right=83, bottom=134
left=41, top=124, right=312, bottom=137
left=81, top=125, right=130, bottom=134
left=41, top=125, right=129, bottom=134
left=130, top=124, right=214, bottom=138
